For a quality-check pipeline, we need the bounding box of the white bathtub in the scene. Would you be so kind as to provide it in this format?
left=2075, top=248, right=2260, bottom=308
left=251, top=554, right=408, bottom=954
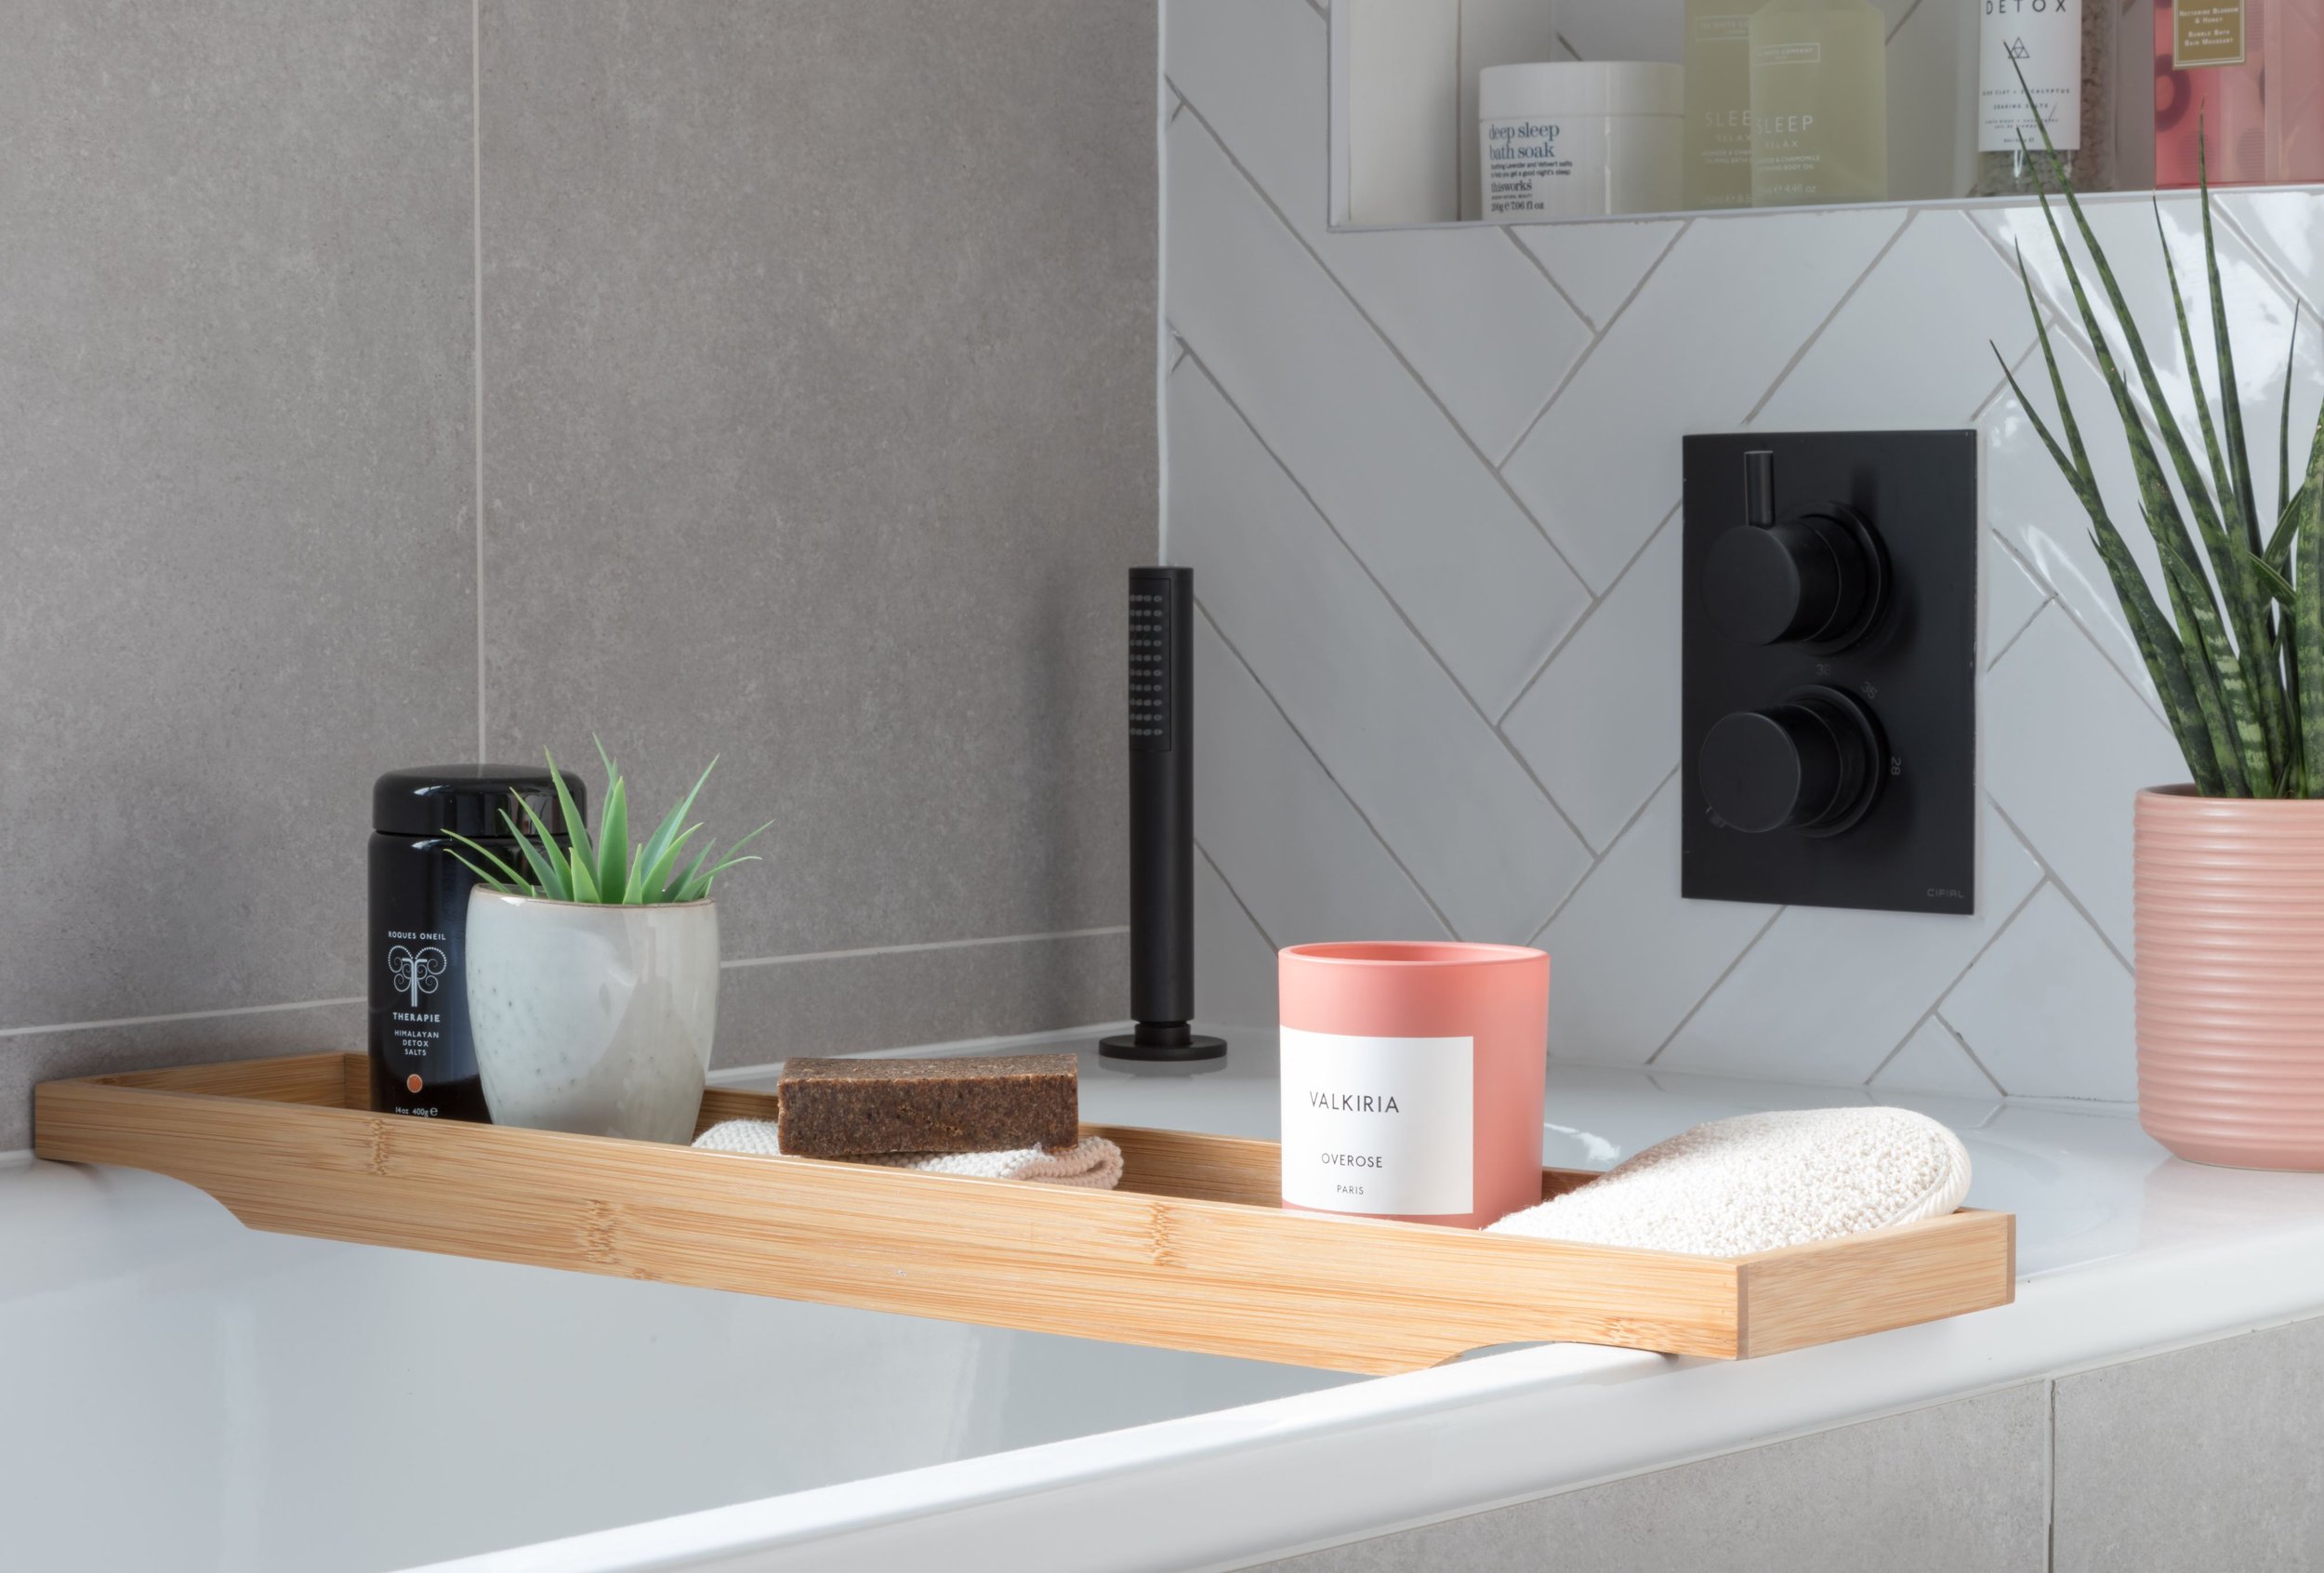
left=12, top=1038, right=2324, bottom=1573
left=0, top=1152, right=1345, bottom=1572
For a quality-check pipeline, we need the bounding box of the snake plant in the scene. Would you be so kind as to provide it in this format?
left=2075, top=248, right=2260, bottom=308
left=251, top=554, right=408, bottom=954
left=447, top=742, right=771, bottom=904
left=1999, top=104, right=2324, bottom=798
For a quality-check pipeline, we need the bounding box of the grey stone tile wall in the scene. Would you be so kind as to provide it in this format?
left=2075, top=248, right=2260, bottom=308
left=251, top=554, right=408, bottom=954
left=2053, top=1316, right=2324, bottom=1572
left=1255, top=1382, right=2052, bottom=1573
left=2, top=0, right=1157, bottom=1149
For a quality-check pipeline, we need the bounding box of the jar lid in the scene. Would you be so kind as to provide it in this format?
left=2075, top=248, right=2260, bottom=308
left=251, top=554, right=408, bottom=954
left=373, top=765, right=586, bottom=839
left=1478, top=61, right=1684, bottom=121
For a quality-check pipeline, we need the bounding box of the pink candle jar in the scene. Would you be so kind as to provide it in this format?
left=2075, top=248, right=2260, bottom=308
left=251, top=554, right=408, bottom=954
left=1277, top=942, right=1550, bottom=1230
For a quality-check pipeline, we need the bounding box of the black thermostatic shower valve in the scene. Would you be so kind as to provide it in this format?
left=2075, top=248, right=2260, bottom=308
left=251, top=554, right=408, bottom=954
left=1681, top=431, right=1977, bottom=916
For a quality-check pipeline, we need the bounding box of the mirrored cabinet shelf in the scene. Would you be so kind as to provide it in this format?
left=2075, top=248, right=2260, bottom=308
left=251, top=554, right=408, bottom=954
left=1327, top=0, right=2324, bottom=230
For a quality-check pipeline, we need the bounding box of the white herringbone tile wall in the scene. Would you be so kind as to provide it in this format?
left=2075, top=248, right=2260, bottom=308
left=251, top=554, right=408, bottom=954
left=1164, top=0, right=2324, bottom=1105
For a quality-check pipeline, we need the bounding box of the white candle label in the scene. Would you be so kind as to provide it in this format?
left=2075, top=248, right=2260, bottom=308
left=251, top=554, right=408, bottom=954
left=1279, top=1028, right=1473, bottom=1216
left=1980, top=0, right=2083, bottom=152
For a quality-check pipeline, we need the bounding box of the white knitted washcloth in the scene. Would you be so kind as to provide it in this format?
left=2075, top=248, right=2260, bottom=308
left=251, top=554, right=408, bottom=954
left=1486, top=1106, right=1972, bottom=1257
left=693, top=1118, right=1124, bottom=1191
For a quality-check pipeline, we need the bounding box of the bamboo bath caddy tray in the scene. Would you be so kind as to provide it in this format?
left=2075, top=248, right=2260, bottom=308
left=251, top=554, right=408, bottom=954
left=33, top=1053, right=2014, bottom=1375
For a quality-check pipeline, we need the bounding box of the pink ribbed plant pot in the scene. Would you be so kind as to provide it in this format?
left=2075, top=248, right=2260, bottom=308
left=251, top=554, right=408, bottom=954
left=2135, top=786, right=2324, bottom=1170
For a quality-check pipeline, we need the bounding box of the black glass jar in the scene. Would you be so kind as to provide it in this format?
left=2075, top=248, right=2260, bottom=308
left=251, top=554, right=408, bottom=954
left=369, top=766, right=584, bottom=1120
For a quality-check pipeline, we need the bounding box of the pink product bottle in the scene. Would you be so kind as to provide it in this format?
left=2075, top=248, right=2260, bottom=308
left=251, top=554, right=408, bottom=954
left=2156, top=0, right=2324, bottom=186
left=2275, top=0, right=2324, bottom=181
left=1276, top=942, right=1549, bottom=1231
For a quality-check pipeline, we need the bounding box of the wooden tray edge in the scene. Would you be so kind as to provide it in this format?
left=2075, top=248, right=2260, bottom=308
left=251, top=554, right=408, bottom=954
left=32, top=1059, right=2017, bottom=1373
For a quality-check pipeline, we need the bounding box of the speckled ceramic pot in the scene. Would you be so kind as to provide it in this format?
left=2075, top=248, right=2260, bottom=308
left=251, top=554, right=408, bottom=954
left=465, top=891, right=720, bottom=1144
left=2135, top=787, right=2324, bottom=1171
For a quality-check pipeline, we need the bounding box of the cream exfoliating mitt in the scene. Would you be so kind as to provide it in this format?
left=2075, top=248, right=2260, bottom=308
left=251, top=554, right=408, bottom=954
left=1486, top=1106, right=1973, bottom=1256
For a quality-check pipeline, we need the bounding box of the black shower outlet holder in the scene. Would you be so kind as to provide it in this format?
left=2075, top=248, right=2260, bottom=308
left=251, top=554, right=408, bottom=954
left=1681, top=430, right=1979, bottom=917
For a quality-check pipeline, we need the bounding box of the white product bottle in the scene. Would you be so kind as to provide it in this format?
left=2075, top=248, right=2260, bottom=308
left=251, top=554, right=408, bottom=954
left=1975, top=0, right=2113, bottom=193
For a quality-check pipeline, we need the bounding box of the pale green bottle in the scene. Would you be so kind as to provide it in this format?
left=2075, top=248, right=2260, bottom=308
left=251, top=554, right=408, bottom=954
left=1684, top=0, right=1760, bottom=209
left=1748, top=0, right=1888, bottom=207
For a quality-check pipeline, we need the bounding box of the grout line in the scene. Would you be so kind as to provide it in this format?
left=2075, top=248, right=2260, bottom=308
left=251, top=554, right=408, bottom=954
left=1986, top=533, right=2055, bottom=669
left=1495, top=219, right=1690, bottom=472
left=2039, top=587, right=2176, bottom=729
left=1169, top=94, right=1592, bottom=594
left=1497, top=505, right=1677, bottom=730
left=1500, top=223, right=1595, bottom=332
left=2046, top=1380, right=2058, bottom=1573
left=1178, top=349, right=1594, bottom=853
left=1884, top=0, right=1927, bottom=42
left=1986, top=793, right=2138, bottom=974
left=1526, top=764, right=1680, bottom=943
left=1933, top=1004, right=2016, bottom=1102
left=720, top=927, right=1129, bottom=972
left=1742, top=209, right=1918, bottom=425
left=1192, top=594, right=1461, bottom=941
left=471, top=0, right=487, bottom=762
left=1859, top=1009, right=1961, bottom=1092
left=1195, top=837, right=1280, bottom=951
left=1643, top=904, right=1789, bottom=1065
left=1962, top=371, right=2014, bottom=425
left=1969, top=218, right=2112, bottom=377
left=1860, top=877, right=2046, bottom=1093
left=0, top=996, right=363, bottom=1041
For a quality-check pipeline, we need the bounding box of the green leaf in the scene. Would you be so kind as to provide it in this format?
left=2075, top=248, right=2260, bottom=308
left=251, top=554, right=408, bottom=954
left=2195, top=174, right=2284, bottom=767
left=632, top=758, right=717, bottom=906
left=1999, top=247, right=2232, bottom=792
left=2280, top=312, right=2301, bottom=535
left=2287, top=388, right=2324, bottom=789
left=2199, top=178, right=2263, bottom=560
left=593, top=739, right=629, bottom=904
left=677, top=823, right=772, bottom=902
left=442, top=835, right=535, bottom=897
left=2087, top=522, right=2227, bottom=795
left=665, top=839, right=717, bottom=905
left=2251, top=549, right=2298, bottom=605
left=445, top=850, right=526, bottom=896
left=2152, top=198, right=2239, bottom=556
left=2160, top=541, right=2266, bottom=792
left=2268, top=482, right=2310, bottom=574
left=498, top=806, right=569, bottom=902
left=634, top=823, right=701, bottom=907
left=2024, top=112, right=2282, bottom=779
left=567, top=841, right=600, bottom=904
left=545, top=750, right=597, bottom=886
left=505, top=793, right=573, bottom=902
left=442, top=829, right=533, bottom=892
left=677, top=854, right=760, bottom=904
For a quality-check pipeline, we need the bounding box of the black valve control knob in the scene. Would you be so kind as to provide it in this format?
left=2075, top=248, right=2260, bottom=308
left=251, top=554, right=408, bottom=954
left=1700, top=687, right=1885, bottom=838
left=1706, top=450, right=1884, bottom=651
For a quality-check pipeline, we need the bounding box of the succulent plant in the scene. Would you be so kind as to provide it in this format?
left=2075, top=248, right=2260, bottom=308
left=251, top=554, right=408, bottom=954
left=447, top=742, right=770, bottom=904
left=2000, top=99, right=2324, bottom=799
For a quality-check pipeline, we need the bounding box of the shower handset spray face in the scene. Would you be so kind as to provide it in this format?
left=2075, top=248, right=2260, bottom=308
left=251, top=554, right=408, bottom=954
left=1103, top=566, right=1226, bottom=1064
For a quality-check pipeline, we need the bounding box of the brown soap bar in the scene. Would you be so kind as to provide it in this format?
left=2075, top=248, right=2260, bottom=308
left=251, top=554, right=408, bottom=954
left=775, top=1053, right=1080, bottom=1157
